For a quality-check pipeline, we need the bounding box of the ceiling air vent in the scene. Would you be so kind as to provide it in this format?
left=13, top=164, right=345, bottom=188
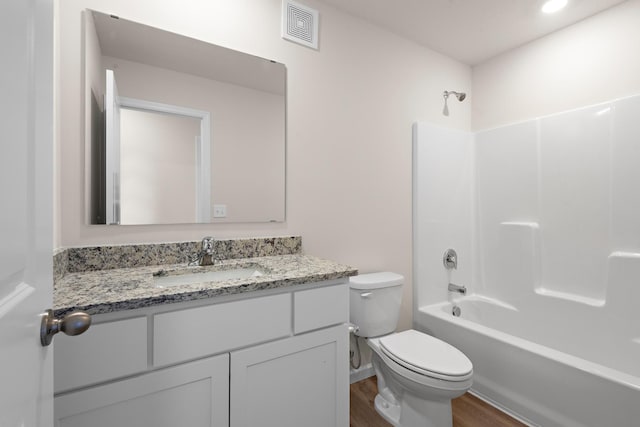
left=281, top=0, right=319, bottom=50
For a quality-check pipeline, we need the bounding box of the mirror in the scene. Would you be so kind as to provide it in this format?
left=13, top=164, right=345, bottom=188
left=84, top=10, right=286, bottom=225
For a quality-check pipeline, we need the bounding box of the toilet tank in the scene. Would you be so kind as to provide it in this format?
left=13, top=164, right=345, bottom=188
left=349, top=272, right=403, bottom=338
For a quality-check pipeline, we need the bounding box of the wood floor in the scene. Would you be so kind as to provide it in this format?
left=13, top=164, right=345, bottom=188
left=350, top=376, right=526, bottom=427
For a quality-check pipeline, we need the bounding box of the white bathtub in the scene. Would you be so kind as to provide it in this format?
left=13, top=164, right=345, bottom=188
left=415, top=295, right=640, bottom=427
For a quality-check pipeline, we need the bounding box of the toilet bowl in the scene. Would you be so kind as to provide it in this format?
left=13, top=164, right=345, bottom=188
left=350, top=272, right=473, bottom=427
left=369, top=330, right=472, bottom=427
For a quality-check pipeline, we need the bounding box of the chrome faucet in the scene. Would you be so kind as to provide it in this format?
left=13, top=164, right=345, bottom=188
left=189, top=236, right=216, bottom=266
left=448, top=283, right=467, bottom=295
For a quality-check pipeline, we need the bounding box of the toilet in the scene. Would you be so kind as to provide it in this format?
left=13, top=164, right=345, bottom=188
left=350, top=272, right=473, bottom=427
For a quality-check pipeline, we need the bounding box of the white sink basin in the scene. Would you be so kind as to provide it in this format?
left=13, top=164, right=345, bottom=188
left=153, top=267, right=265, bottom=288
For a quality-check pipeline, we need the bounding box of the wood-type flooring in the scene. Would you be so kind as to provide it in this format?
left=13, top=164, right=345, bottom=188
left=350, top=376, right=527, bottom=427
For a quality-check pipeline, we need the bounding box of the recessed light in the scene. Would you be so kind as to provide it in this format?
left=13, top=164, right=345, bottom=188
left=542, top=0, right=568, bottom=14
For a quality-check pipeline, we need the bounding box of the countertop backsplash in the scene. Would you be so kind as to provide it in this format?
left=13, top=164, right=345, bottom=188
left=54, top=236, right=302, bottom=281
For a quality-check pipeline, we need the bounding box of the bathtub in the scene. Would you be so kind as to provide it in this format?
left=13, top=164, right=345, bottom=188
left=415, top=295, right=640, bottom=427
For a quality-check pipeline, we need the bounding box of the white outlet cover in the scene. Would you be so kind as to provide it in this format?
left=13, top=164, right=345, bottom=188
left=213, top=204, right=227, bottom=218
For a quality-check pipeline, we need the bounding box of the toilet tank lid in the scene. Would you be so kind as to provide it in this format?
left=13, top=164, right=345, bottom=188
left=349, top=272, right=403, bottom=289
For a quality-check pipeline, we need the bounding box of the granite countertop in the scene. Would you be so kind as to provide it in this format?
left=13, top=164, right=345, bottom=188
left=54, top=254, right=358, bottom=316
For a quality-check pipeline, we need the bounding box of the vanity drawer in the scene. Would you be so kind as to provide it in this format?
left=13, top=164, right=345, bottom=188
left=153, top=293, right=291, bottom=367
left=294, top=284, right=349, bottom=334
left=54, top=316, right=148, bottom=393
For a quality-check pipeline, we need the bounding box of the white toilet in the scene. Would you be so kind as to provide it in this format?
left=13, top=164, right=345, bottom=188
left=350, top=272, right=473, bottom=427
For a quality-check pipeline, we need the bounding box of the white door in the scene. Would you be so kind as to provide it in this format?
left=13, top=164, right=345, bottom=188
left=105, top=69, right=121, bottom=225
left=0, top=0, right=54, bottom=426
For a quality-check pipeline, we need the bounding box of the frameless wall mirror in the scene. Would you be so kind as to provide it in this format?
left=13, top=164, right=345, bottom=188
left=84, top=10, right=286, bottom=225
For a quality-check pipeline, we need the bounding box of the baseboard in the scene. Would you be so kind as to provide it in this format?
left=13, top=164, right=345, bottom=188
left=350, top=363, right=375, bottom=384
left=468, top=388, right=537, bottom=427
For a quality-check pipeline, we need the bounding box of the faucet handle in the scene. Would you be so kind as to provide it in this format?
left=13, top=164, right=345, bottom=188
left=188, top=252, right=202, bottom=266
left=443, top=248, right=458, bottom=270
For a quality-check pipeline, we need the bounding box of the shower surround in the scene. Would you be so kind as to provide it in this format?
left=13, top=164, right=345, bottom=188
left=412, top=94, right=640, bottom=426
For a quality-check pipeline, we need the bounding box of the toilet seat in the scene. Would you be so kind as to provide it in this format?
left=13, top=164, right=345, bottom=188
left=379, top=330, right=473, bottom=382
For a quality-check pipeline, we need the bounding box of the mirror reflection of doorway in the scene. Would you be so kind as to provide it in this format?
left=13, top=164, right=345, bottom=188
left=120, top=108, right=201, bottom=224
left=101, top=68, right=211, bottom=225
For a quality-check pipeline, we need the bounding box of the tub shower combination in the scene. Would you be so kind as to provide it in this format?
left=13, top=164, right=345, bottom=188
left=412, top=95, right=640, bottom=427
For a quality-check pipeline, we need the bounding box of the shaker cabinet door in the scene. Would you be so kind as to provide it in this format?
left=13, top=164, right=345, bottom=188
left=54, top=354, right=229, bottom=427
left=230, top=325, right=349, bottom=427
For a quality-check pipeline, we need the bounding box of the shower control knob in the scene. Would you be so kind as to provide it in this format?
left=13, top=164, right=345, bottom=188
left=40, top=309, right=92, bottom=346
left=443, top=248, right=458, bottom=270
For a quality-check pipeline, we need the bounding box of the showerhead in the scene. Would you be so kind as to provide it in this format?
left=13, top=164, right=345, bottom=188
left=442, top=90, right=466, bottom=116
left=444, top=90, right=466, bottom=102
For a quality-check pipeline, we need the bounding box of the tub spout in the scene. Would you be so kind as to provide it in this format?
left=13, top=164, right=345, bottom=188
left=448, top=283, right=467, bottom=295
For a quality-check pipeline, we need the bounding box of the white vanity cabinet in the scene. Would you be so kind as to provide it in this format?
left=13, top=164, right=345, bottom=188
left=53, top=281, right=349, bottom=427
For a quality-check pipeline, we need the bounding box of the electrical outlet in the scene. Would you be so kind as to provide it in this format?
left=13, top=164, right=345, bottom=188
left=213, top=204, right=227, bottom=218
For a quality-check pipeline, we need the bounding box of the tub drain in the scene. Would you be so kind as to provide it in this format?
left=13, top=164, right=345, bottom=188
left=452, top=305, right=461, bottom=317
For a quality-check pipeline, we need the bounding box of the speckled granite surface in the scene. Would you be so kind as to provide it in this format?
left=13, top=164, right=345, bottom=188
left=58, top=236, right=302, bottom=274
left=54, top=254, right=357, bottom=317
left=53, top=249, right=68, bottom=282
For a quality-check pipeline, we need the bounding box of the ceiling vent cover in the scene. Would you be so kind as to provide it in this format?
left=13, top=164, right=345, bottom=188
left=282, top=0, right=319, bottom=50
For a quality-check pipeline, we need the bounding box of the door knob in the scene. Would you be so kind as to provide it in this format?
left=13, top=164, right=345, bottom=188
left=40, top=309, right=91, bottom=346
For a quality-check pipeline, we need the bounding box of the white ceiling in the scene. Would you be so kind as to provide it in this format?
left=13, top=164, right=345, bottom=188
left=93, top=11, right=285, bottom=95
left=318, top=0, right=628, bottom=65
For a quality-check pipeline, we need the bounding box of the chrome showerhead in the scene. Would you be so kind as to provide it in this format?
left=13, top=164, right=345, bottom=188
left=442, top=90, right=466, bottom=116
left=444, top=90, right=466, bottom=102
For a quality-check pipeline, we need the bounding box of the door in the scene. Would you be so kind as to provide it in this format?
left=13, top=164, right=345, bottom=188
left=105, top=69, right=121, bottom=225
left=0, top=0, right=54, bottom=426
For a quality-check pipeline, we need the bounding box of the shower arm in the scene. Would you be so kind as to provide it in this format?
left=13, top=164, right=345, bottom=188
left=443, top=90, right=466, bottom=102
